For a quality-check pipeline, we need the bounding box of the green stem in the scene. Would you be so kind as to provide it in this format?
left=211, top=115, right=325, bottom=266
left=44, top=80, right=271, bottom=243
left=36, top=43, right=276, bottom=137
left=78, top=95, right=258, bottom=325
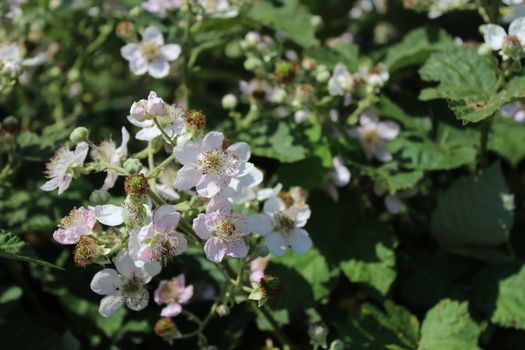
left=251, top=303, right=297, bottom=350
left=153, top=117, right=177, bottom=147
left=479, top=114, right=495, bottom=167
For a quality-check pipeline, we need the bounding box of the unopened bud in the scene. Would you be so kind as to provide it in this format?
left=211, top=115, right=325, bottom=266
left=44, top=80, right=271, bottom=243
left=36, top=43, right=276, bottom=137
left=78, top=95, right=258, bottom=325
left=89, top=189, right=110, bottom=205
left=70, top=127, right=89, bottom=145
left=216, top=304, right=230, bottom=317
left=244, top=57, right=262, bottom=71
left=329, top=339, right=344, bottom=350
left=115, top=21, right=134, bottom=39
left=222, top=94, right=238, bottom=109
left=309, top=321, right=329, bottom=349
left=124, top=158, right=143, bottom=174
left=316, top=66, right=330, bottom=83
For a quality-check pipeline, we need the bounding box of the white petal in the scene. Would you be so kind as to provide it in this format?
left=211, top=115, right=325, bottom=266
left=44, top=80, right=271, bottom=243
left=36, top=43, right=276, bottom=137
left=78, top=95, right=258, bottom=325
left=360, top=110, right=379, bottom=126
left=148, top=59, right=170, bottom=79
left=227, top=142, right=250, bottom=161
left=509, top=17, right=525, bottom=44
left=247, top=214, right=273, bottom=235
left=121, top=43, right=140, bottom=60
left=129, top=56, right=148, bottom=75
left=173, top=166, right=202, bottom=190
left=99, top=295, right=123, bottom=317
left=174, top=140, right=200, bottom=166
left=204, top=237, right=227, bottom=263
left=201, top=131, right=224, bottom=152
left=136, top=126, right=162, bottom=140
left=377, top=121, right=400, bottom=140
left=206, top=195, right=232, bottom=213
left=263, top=197, right=285, bottom=216
left=74, top=142, right=89, bottom=164
left=114, top=251, right=135, bottom=277
left=161, top=44, right=181, bottom=61
left=287, top=228, right=312, bottom=253
left=482, top=24, right=506, bottom=50
left=94, top=204, right=124, bottom=226
left=265, top=232, right=288, bottom=256
left=142, top=26, right=164, bottom=46
left=196, top=174, right=229, bottom=198
left=193, top=214, right=211, bottom=239
left=90, top=269, right=120, bottom=295
left=236, top=166, right=263, bottom=188
left=140, top=261, right=162, bottom=283
left=41, top=178, right=59, bottom=192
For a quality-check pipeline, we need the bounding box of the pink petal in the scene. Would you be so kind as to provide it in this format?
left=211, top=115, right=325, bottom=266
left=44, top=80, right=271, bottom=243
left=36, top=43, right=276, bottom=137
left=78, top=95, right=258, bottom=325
left=204, top=237, right=227, bottom=263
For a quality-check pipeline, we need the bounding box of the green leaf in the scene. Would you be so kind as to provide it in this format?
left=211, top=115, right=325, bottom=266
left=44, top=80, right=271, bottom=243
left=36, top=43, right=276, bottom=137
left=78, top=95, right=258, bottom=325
left=419, top=299, right=481, bottom=350
left=430, top=163, right=514, bottom=247
left=472, top=263, right=525, bottom=330
left=336, top=301, right=419, bottom=349
left=362, top=162, right=423, bottom=195
left=384, top=27, right=454, bottom=72
left=238, top=122, right=307, bottom=163
left=419, top=47, right=500, bottom=123
left=0, top=231, right=63, bottom=270
left=488, top=116, right=525, bottom=167
left=339, top=220, right=398, bottom=295
left=305, top=43, right=360, bottom=71
left=276, top=157, right=326, bottom=190
left=272, top=248, right=338, bottom=302
left=247, top=0, right=318, bottom=48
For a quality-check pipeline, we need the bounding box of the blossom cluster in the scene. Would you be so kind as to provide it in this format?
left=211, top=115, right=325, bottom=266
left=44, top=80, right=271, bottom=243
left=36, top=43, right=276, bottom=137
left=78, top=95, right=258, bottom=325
left=41, top=90, right=313, bottom=318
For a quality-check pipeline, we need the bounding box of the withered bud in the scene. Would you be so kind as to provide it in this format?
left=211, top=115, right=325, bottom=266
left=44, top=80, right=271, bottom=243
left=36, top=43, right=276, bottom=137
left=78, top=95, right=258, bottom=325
left=124, top=173, right=149, bottom=197
left=258, top=275, right=283, bottom=299
left=184, top=109, right=206, bottom=131
left=154, top=317, right=179, bottom=341
left=74, top=236, right=98, bottom=267
left=115, top=21, right=134, bottom=39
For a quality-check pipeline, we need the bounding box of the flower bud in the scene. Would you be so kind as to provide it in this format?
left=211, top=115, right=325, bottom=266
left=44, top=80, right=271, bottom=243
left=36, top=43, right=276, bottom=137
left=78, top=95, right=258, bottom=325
left=1, top=115, right=19, bottom=134
left=216, top=304, right=230, bottom=317
left=69, top=127, right=89, bottom=145
left=270, top=88, right=287, bottom=104
left=154, top=318, right=180, bottom=343
left=146, top=92, right=165, bottom=116
left=222, top=94, right=238, bottom=109
left=316, top=66, right=330, bottom=83
left=244, top=57, right=262, bottom=71
left=115, top=21, right=134, bottom=39
left=274, top=61, right=295, bottom=84
left=89, top=189, right=110, bottom=205
left=130, top=100, right=147, bottom=121
left=124, top=158, right=143, bottom=174
left=329, top=340, right=344, bottom=350
left=309, top=321, right=329, bottom=349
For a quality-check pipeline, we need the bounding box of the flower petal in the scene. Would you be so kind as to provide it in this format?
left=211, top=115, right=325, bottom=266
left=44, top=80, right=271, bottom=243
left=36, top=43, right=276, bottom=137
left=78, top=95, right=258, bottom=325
left=94, top=204, right=124, bottom=226
left=287, top=228, right=312, bottom=253
left=136, top=126, right=162, bottom=141
left=161, top=44, right=181, bottom=61
left=148, top=58, right=170, bottom=79
left=201, top=131, right=224, bottom=152
left=265, top=232, right=288, bottom=256
left=193, top=214, right=211, bottom=240
left=247, top=214, right=273, bottom=235
left=225, top=238, right=248, bottom=258
left=91, top=269, right=121, bottom=295
left=174, top=166, right=202, bottom=190
left=227, top=142, right=250, bottom=162
left=263, top=197, right=285, bottom=216
left=142, top=26, right=164, bottom=46
left=196, top=174, right=230, bottom=198
left=204, top=237, right=227, bottom=263
left=509, top=17, right=525, bottom=44
left=121, top=43, right=140, bottom=60
left=99, top=295, right=123, bottom=317
left=482, top=24, right=506, bottom=50
left=161, top=303, right=182, bottom=317
left=154, top=204, right=181, bottom=232
left=174, top=140, right=201, bottom=166
left=129, top=56, right=148, bottom=75
left=53, top=229, right=77, bottom=245
left=114, top=251, right=135, bottom=277
left=385, top=195, right=402, bottom=215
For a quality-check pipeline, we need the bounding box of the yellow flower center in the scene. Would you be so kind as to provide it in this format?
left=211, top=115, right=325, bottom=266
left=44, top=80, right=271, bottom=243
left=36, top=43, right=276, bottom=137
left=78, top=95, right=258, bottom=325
left=142, top=42, right=161, bottom=61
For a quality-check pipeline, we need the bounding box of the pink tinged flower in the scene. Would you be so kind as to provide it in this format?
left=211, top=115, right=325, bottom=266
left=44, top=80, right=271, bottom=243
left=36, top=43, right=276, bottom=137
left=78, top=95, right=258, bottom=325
left=248, top=196, right=312, bottom=256
left=90, top=251, right=161, bottom=317
left=249, top=255, right=270, bottom=283
left=127, top=91, right=185, bottom=141
left=154, top=274, right=193, bottom=317
left=192, top=196, right=250, bottom=263
left=41, top=142, right=89, bottom=195
left=120, top=25, right=181, bottom=79
left=174, top=131, right=256, bottom=198
left=482, top=17, right=525, bottom=52
left=131, top=204, right=186, bottom=267
left=374, top=184, right=418, bottom=215
left=53, top=207, right=96, bottom=245
left=348, top=111, right=400, bottom=162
